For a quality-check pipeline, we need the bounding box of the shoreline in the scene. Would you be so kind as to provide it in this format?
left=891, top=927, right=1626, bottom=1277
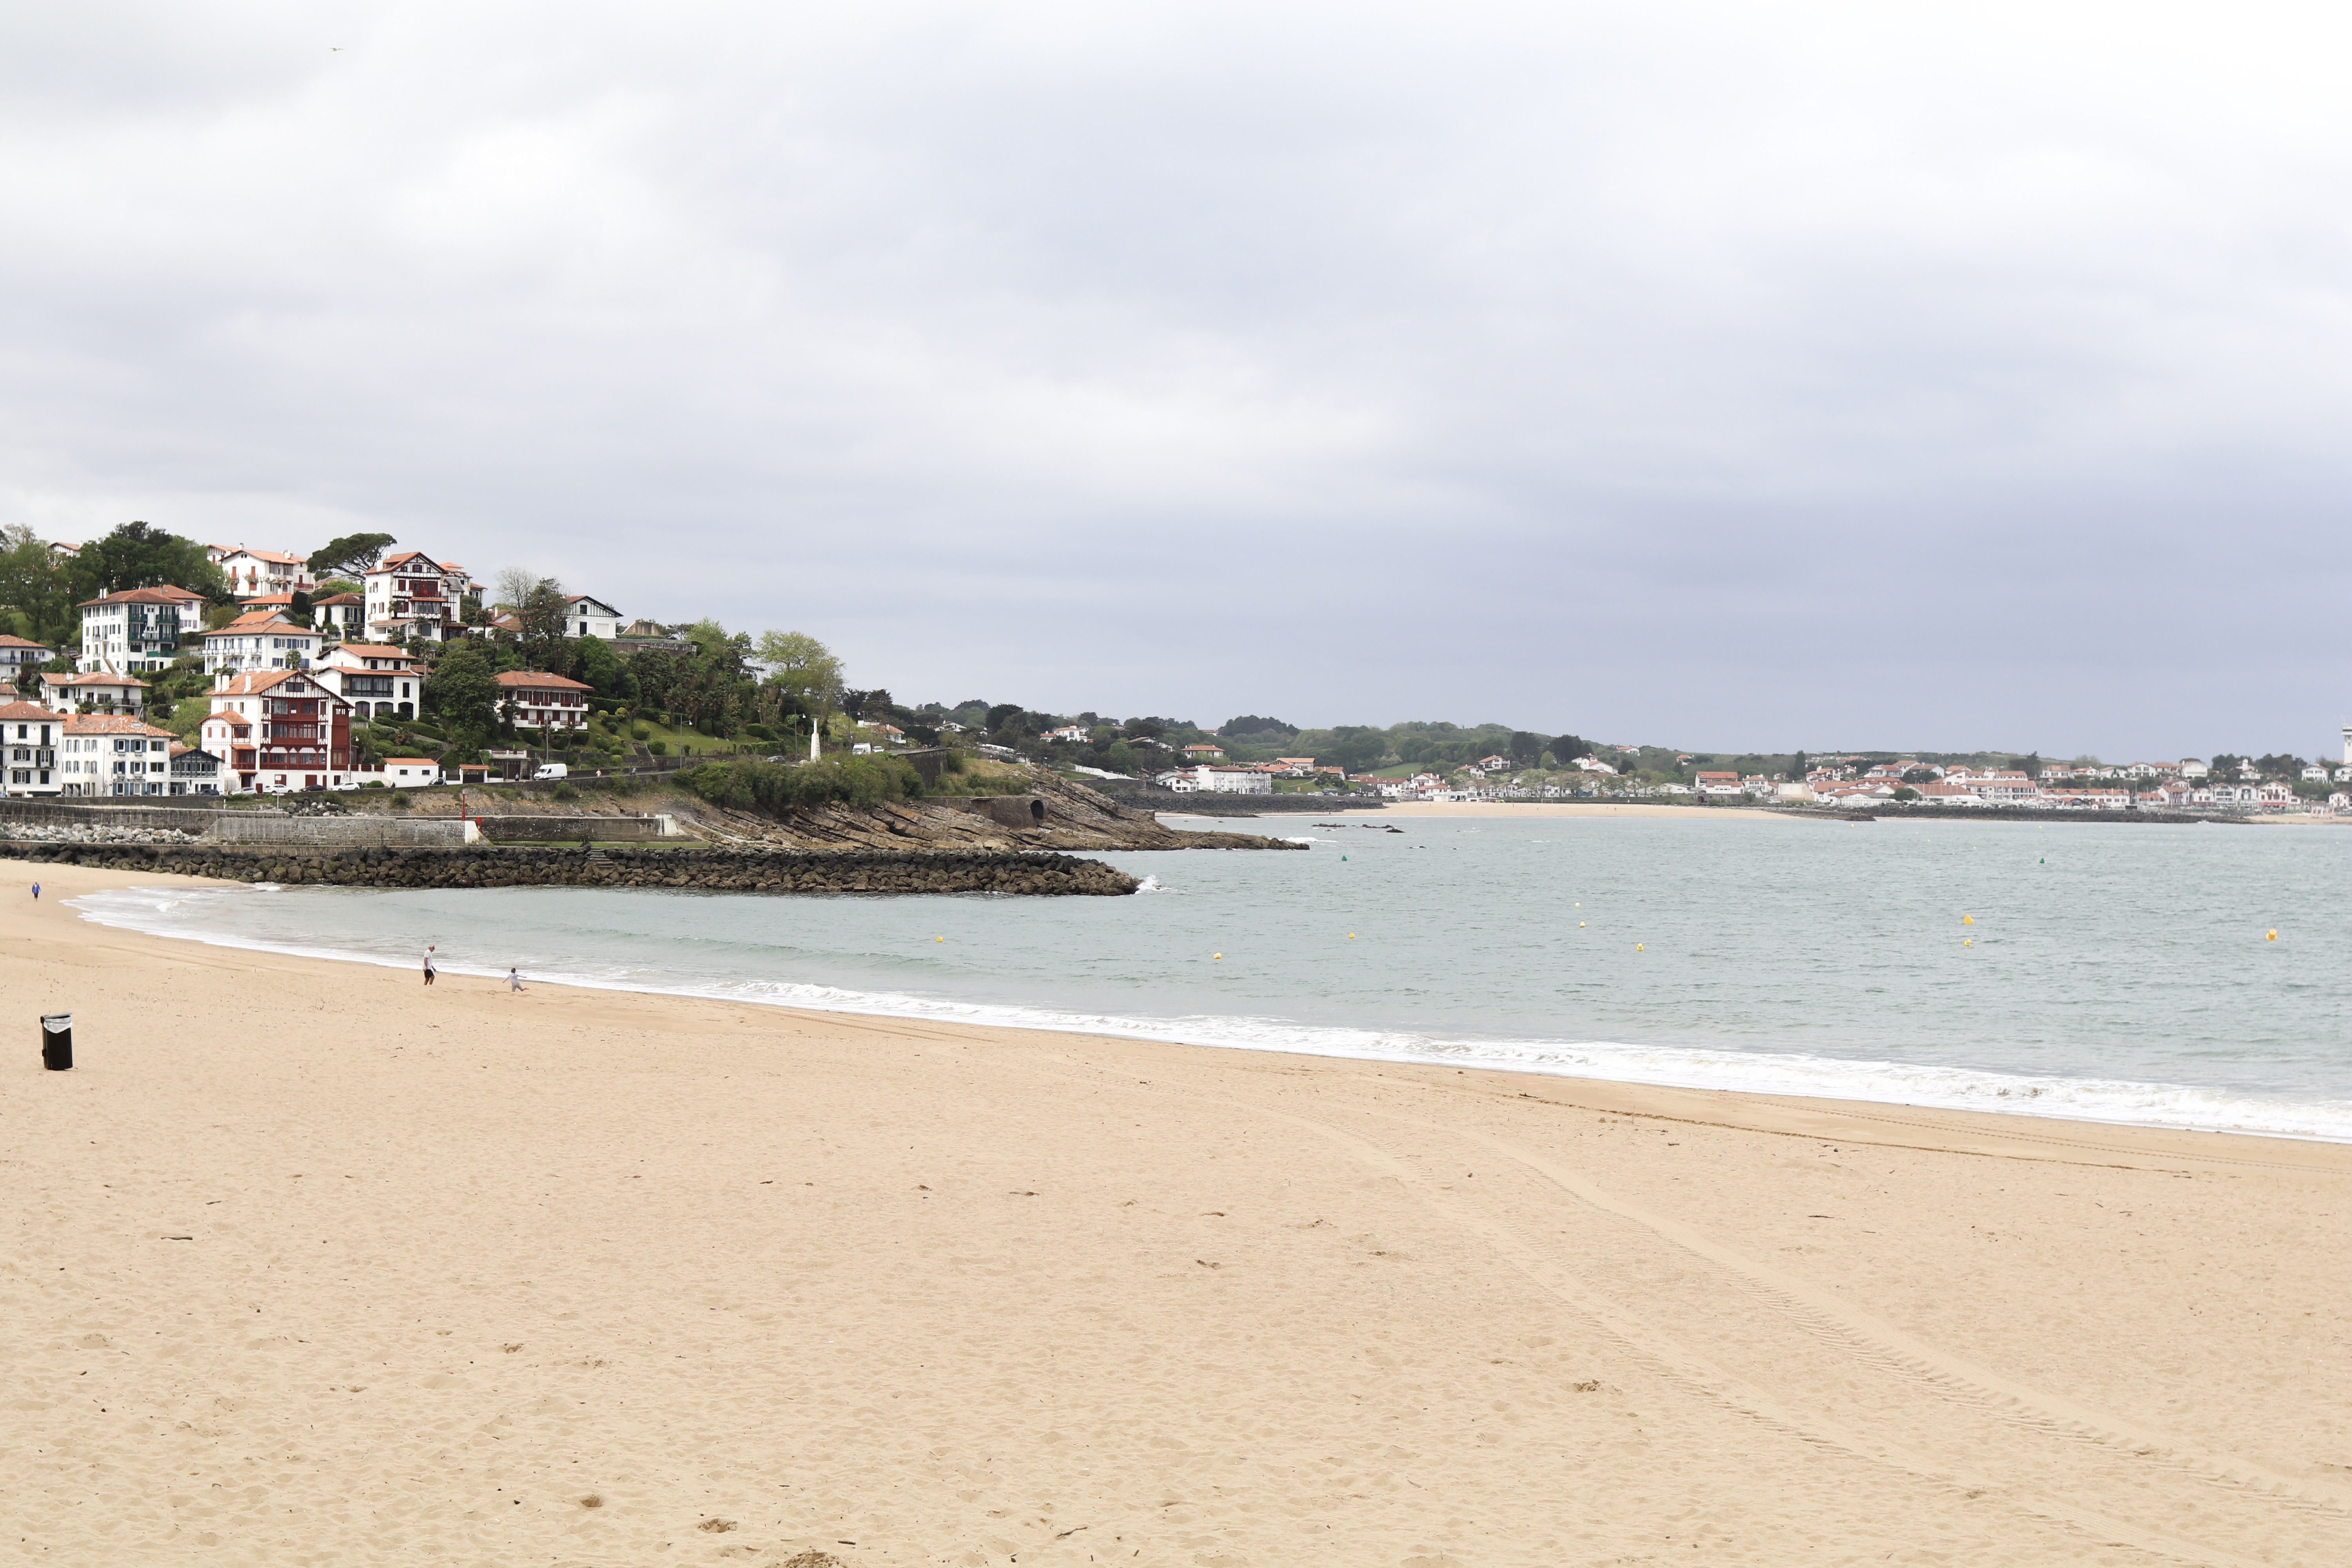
left=61, top=866, right=2352, bottom=1146
left=9, top=856, right=2351, bottom=1563
left=31, top=860, right=2336, bottom=1163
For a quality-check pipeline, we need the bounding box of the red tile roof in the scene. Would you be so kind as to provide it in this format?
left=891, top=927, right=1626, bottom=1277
left=42, top=671, right=151, bottom=688
left=494, top=671, right=592, bottom=691
left=76, top=584, right=207, bottom=608
left=64, top=714, right=176, bottom=738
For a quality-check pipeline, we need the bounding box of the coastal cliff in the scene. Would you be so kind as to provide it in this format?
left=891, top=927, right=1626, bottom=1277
left=670, top=769, right=1303, bottom=852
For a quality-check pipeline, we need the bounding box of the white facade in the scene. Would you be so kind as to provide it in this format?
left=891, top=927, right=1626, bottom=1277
left=1195, top=766, right=1271, bottom=794
left=194, top=615, right=323, bottom=675
left=57, top=714, right=176, bottom=797
left=564, top=595, right=624, bottom=640
left=39, top=671, right=150, bottom=716
left=0, top=701, right=61, bottom=795
left=0, top=633, right=54, bottom=680
left=318, top=644, right=422, bottom=719
left=379, top=758, right=441, bottom=788
left=214, top=547, right=315, bottom=597
left=365, top=552, right=466, bottom=643
left=76, top=585, right=206, bottom=674
left=494, top=671, right=592, bottom=731
left=311, top=592, right=367, bottom=642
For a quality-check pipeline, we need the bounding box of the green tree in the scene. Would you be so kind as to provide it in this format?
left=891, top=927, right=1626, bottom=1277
left=575, top=633, right=622, bottom=698
left=517, top=577, right=571, bottom=648
left=307, top=532, right=398, bottom=579
left=425, top=640, right=500, bottom=745
left=756, top=630, right=844, bottom=746
left=1327, top=728, right=1388, bottom=773
left=0, top=525, right=75, bottom=647
left=69, top=521, right=227, bottom=604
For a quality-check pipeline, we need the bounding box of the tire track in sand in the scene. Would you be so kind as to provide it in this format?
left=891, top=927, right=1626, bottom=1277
left=1001, top=1048, right=2328, bottom=1568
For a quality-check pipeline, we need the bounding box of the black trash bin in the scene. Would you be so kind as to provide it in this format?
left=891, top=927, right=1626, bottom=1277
left=40, top=1013, right=71, bottom=1071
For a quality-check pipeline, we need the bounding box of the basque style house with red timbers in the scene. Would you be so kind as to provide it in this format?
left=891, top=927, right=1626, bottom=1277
left=199, top=669, right=357, bottom=793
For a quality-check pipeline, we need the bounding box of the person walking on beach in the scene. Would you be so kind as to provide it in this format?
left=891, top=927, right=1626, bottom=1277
left=29, top=882, right=38, bottom=902
left=423, top=944, right=437, bottom=986
left=506, top=967, right=527, bottom=993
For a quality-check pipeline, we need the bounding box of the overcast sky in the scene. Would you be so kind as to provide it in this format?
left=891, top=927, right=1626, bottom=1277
left=5, top=4, right=2349, bottom=758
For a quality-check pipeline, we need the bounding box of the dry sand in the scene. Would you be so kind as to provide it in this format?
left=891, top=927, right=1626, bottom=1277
left=6, top=857, right=2350, bottom=1567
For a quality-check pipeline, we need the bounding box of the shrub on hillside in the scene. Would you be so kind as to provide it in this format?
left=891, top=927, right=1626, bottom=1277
left=677, top=755, right=925, bottom=814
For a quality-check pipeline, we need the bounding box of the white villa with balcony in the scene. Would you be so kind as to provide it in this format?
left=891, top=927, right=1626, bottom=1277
left=211, top=545, right=316, bottom=597
left=494, top=670, right=592, bottom=731
left=365, top=551, right=468, bottom=644
left=192, top=613, right=324, bottom=676
left=76, top=584, right=208, bottom=674
left=317, top=643, right=423, bottom=719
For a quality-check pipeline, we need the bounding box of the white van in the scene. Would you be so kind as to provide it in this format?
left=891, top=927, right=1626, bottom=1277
left=532, top=762, right=569, bottom=781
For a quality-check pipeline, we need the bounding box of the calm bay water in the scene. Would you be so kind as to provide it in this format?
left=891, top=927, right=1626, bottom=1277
left=71, top=813, right=2352, bottom=1140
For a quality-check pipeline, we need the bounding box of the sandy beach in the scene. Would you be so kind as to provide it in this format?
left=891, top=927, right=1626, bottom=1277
left=7, top=858, right=2351, bottom=1566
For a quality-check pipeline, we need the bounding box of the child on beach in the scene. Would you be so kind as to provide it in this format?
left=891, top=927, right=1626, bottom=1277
left=507, top=968, right=527, bottom=993
left=423, top=945, right=437, bottom=986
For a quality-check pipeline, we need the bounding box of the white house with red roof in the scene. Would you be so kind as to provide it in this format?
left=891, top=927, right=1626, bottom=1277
left=56, top=713, right=177, bottom=797
left=1, top=699, right=62, bottom=795
left=191, top=612, right=324, bottom=675
left=379, top=757, right=441, bottom=788
left=76, top=584, right=207, bottom=673
left=311, top=590, right=365, bottom=641
left=39, top=670, right=151, bottom=716
left=493, top=670, right=592, bottom=731
left=364, top=551, right=467, bottom=644
left=213, top=546, right=316, bottom=597
left=1693, top=769, right=1743, bottom=799
left=202, top=669, right=355, bottom=793
left=0, top=632, right=53, bottom=681
left=317, top=643, right=423, bottom=719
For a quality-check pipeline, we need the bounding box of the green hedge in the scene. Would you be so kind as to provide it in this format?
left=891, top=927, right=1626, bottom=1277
left=677, top=755, right=926, bottom=813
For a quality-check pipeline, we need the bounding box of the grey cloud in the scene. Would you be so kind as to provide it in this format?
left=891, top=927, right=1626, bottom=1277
left=3, top=3, right=2349, bottom=757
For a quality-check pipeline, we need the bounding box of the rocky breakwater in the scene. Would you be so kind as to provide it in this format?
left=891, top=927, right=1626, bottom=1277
left=0, top=841, right=1140, bottom=896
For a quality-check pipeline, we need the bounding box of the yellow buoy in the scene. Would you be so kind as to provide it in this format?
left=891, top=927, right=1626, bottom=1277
left=1964, top=938, right=1971, bottom=947
left=936, top=936, right=944, bottom=942
left=1579, top=921, right=1586, bottom=928
left=1636, top=943, right=1644, bottom=952
left=1347, top=933, right=1356, bottom=939
left=1962, top=914, right=1973, bottom=925
left=1213, top=953, right=1223, bottom=960
left=2267, top=929, right=2278, bottom=941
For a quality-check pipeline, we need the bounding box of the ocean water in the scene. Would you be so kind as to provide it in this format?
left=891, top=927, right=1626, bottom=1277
left=69, top=813, right=2352, bottom=1140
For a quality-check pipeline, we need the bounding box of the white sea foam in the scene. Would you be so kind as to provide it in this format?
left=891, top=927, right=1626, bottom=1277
left=67, top=883, right=2352, bottom=1143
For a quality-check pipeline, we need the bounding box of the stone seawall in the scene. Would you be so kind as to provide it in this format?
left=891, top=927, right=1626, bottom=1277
left=0, top=842, right=1140, bottom=895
